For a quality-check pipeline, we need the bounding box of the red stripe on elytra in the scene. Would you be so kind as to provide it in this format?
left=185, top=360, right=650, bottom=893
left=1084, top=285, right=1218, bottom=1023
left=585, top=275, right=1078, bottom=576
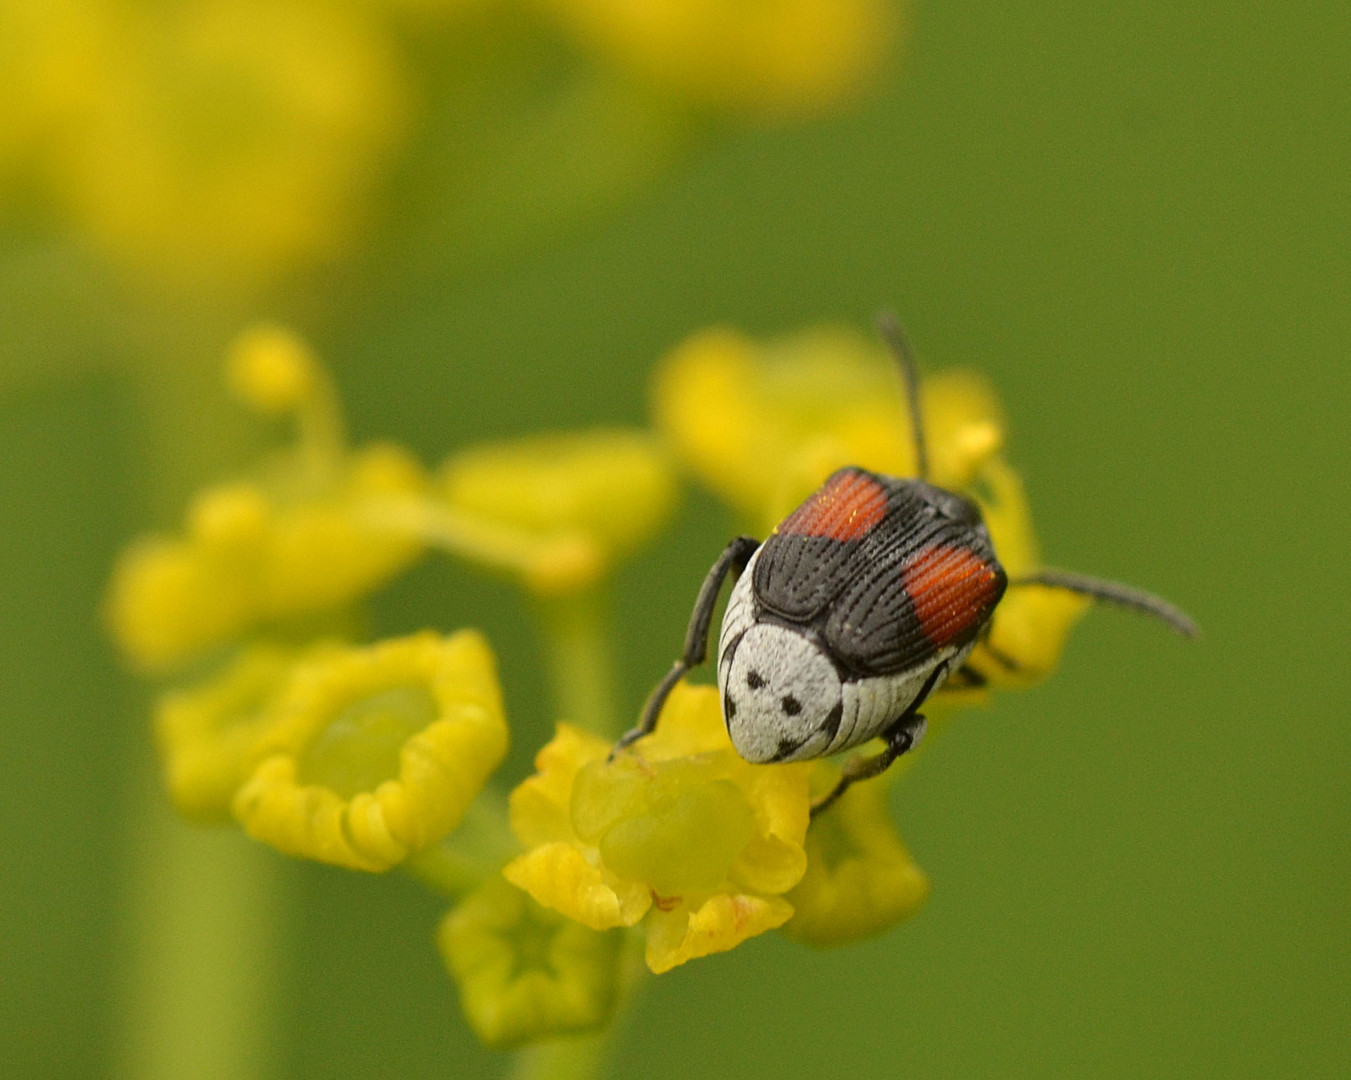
left=778, top=471, right=887, bottom=543
left=902, top=545, right=1001, bottom=647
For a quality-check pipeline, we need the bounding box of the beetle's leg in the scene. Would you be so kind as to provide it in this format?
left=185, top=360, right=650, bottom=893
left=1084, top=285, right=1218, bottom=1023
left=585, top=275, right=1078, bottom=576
left=810, top=661, right=949, bottom=818
left=611, top=535, right=760, bottom=757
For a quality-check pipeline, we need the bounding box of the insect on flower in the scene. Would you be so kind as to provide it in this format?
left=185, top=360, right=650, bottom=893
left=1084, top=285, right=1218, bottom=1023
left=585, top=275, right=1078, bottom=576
left=615, top=314, right=1197, bottom=815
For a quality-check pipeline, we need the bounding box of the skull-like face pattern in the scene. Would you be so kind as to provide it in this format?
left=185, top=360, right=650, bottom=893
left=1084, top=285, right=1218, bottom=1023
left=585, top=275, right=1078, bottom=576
left=720, top=623, right=843, bottom=763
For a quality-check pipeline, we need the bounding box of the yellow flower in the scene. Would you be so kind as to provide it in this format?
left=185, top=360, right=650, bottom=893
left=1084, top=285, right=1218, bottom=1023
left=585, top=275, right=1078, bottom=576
left=504, top=683, right=812, bottom=973
left=106, top=443, right=427, bottom=672
left=155, top=641, right=335, bottom=822
left=105, top=322, right=428, bottom=671
left=232, top=630, right=508, bottom=872
left=438, top=428, right=677, bottom=591
left=38, top=0, right=407, bottom=285
left=226, top=323, right=321, bottom=416
left=537, top=0, right=900, bottom=117
left=653, top=325, right=1004, bottom=534
left=438, top=875, right=622, bottom=1048
left=782, top=763, right=928, bottom=945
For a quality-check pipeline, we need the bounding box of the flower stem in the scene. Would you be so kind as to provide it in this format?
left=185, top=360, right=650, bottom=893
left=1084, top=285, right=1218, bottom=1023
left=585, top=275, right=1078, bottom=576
left=117, top=776, right=284, bottom=1080
left=405, top=786, right=518, bottom=899
left=507, top=1033, right=611, bottom=1080
left=535, top=591, right=618, bottom=738
left=117, top=329, right=281, bottom=1080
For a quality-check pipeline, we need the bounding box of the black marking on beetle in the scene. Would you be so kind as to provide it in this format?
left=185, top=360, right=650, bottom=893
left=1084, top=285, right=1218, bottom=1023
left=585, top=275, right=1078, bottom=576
left=724, top=695, right=737, bottom=720
left=781, top=694, right=802, bottom=716
left=822, top=701, right=843, bottom=742
left=746, top=670, right=765, bottom=690
left=772, top=736, right=806, bottom=762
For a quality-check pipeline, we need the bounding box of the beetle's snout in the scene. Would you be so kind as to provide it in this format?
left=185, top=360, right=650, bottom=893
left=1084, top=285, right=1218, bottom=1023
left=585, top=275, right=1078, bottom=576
left=720, top=624, right=842, bottom=764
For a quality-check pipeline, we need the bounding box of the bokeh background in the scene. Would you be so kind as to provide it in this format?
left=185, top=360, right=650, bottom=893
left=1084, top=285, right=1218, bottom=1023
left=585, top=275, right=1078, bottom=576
left=3, top=1, right=1348, bottom=1077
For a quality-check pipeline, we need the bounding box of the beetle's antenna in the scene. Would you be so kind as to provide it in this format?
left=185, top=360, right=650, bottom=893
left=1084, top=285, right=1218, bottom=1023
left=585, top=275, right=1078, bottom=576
left=876, top=312, right=929, bottom=481
left=1009, top=569, right=1199, bottom=638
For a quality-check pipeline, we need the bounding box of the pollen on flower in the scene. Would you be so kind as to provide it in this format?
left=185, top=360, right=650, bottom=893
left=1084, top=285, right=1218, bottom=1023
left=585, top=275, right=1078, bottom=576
left=503, top=682, right=812, bottom=973
left=437, top=875, right=623, bottom=1048
left=231, top=630, right=508, bottom=872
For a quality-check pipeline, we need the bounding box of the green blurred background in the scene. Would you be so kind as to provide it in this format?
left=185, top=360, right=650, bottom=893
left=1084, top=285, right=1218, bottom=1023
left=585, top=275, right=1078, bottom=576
left=2, top=1, right=1348, bottom=1077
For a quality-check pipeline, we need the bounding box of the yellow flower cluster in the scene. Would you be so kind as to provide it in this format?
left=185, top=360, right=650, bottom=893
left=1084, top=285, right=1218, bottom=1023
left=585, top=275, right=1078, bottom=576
left=1, top=0, right=406, bottom=283
left=3, top=0, right=902, bottom=285
left=108, top=310, right=1107, bottom=1051
left=505, top=683, right=812, bottom=973
left=105, top=327, right=427, bottom=671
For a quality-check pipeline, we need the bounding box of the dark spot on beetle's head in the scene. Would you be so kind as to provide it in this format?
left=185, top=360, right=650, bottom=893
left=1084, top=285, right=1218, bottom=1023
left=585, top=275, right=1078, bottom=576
left=780, top=695, right=802, bottom=716
left=746, top=670, right=765, bottom=690
left=724, top=695, right=737, bottom=721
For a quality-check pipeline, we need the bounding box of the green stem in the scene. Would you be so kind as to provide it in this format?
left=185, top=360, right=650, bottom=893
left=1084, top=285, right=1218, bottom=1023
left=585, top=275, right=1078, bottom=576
left=117, top=776, right=284, bottom=1080
left=535, top=590, right=618, bottom=738
left=116, top=324, right=278, bottom=1080
left=405, top=786, right=518, bottom=899
left=507, top=1033, right=611, bottom=1080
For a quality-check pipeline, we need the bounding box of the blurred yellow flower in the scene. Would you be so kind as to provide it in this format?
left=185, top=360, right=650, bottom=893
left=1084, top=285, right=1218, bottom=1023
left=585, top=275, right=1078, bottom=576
left=438, top=428, right=677, bottom=591
left=232, top=630, right=508, bottom=872
left=504, top=683, right=812, bottom=973
left=537, top=0, right=899, bottom=117
left=106, top=323, right=428, bottom=671
left=154, top=641, right=332, bottom=822
left=0, top=0, right=406, bottom=285
left=438, top=875, right=623, bottom=1048
left=781, top=763, right=928, bottom=945
left=226, top=323, right=322, bottom=416
left=653, top=324, right=1004, bottom=533
left=106, top=443, right=427, bottom=672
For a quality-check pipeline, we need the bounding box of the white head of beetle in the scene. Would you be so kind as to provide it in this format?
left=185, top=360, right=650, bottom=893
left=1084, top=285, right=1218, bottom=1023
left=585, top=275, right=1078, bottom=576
left=719, top=622, right=843, bottom=763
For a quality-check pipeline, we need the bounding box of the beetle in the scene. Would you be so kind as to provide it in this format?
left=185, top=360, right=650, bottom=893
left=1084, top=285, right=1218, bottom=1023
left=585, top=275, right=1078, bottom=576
left=614, top=314, right=1196, bottom=814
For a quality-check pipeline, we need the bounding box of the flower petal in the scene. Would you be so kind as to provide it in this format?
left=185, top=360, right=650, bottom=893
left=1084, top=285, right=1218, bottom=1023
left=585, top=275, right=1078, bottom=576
left=503, top=842, right=651, bottom=931
left=644, top=892, right=794, bottom=974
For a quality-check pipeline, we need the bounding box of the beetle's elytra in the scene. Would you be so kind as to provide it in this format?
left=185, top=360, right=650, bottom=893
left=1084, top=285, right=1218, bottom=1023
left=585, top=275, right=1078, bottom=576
left=615, top=315, right=1195, bottom=815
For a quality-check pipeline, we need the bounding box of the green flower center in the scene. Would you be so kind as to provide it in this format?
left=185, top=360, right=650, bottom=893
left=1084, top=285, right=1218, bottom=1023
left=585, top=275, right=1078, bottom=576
left=508, top=904, right=563, bottom=980
left=599, top=779, right=755, bottom=897
left=298, top=684, right=438, bottom=798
